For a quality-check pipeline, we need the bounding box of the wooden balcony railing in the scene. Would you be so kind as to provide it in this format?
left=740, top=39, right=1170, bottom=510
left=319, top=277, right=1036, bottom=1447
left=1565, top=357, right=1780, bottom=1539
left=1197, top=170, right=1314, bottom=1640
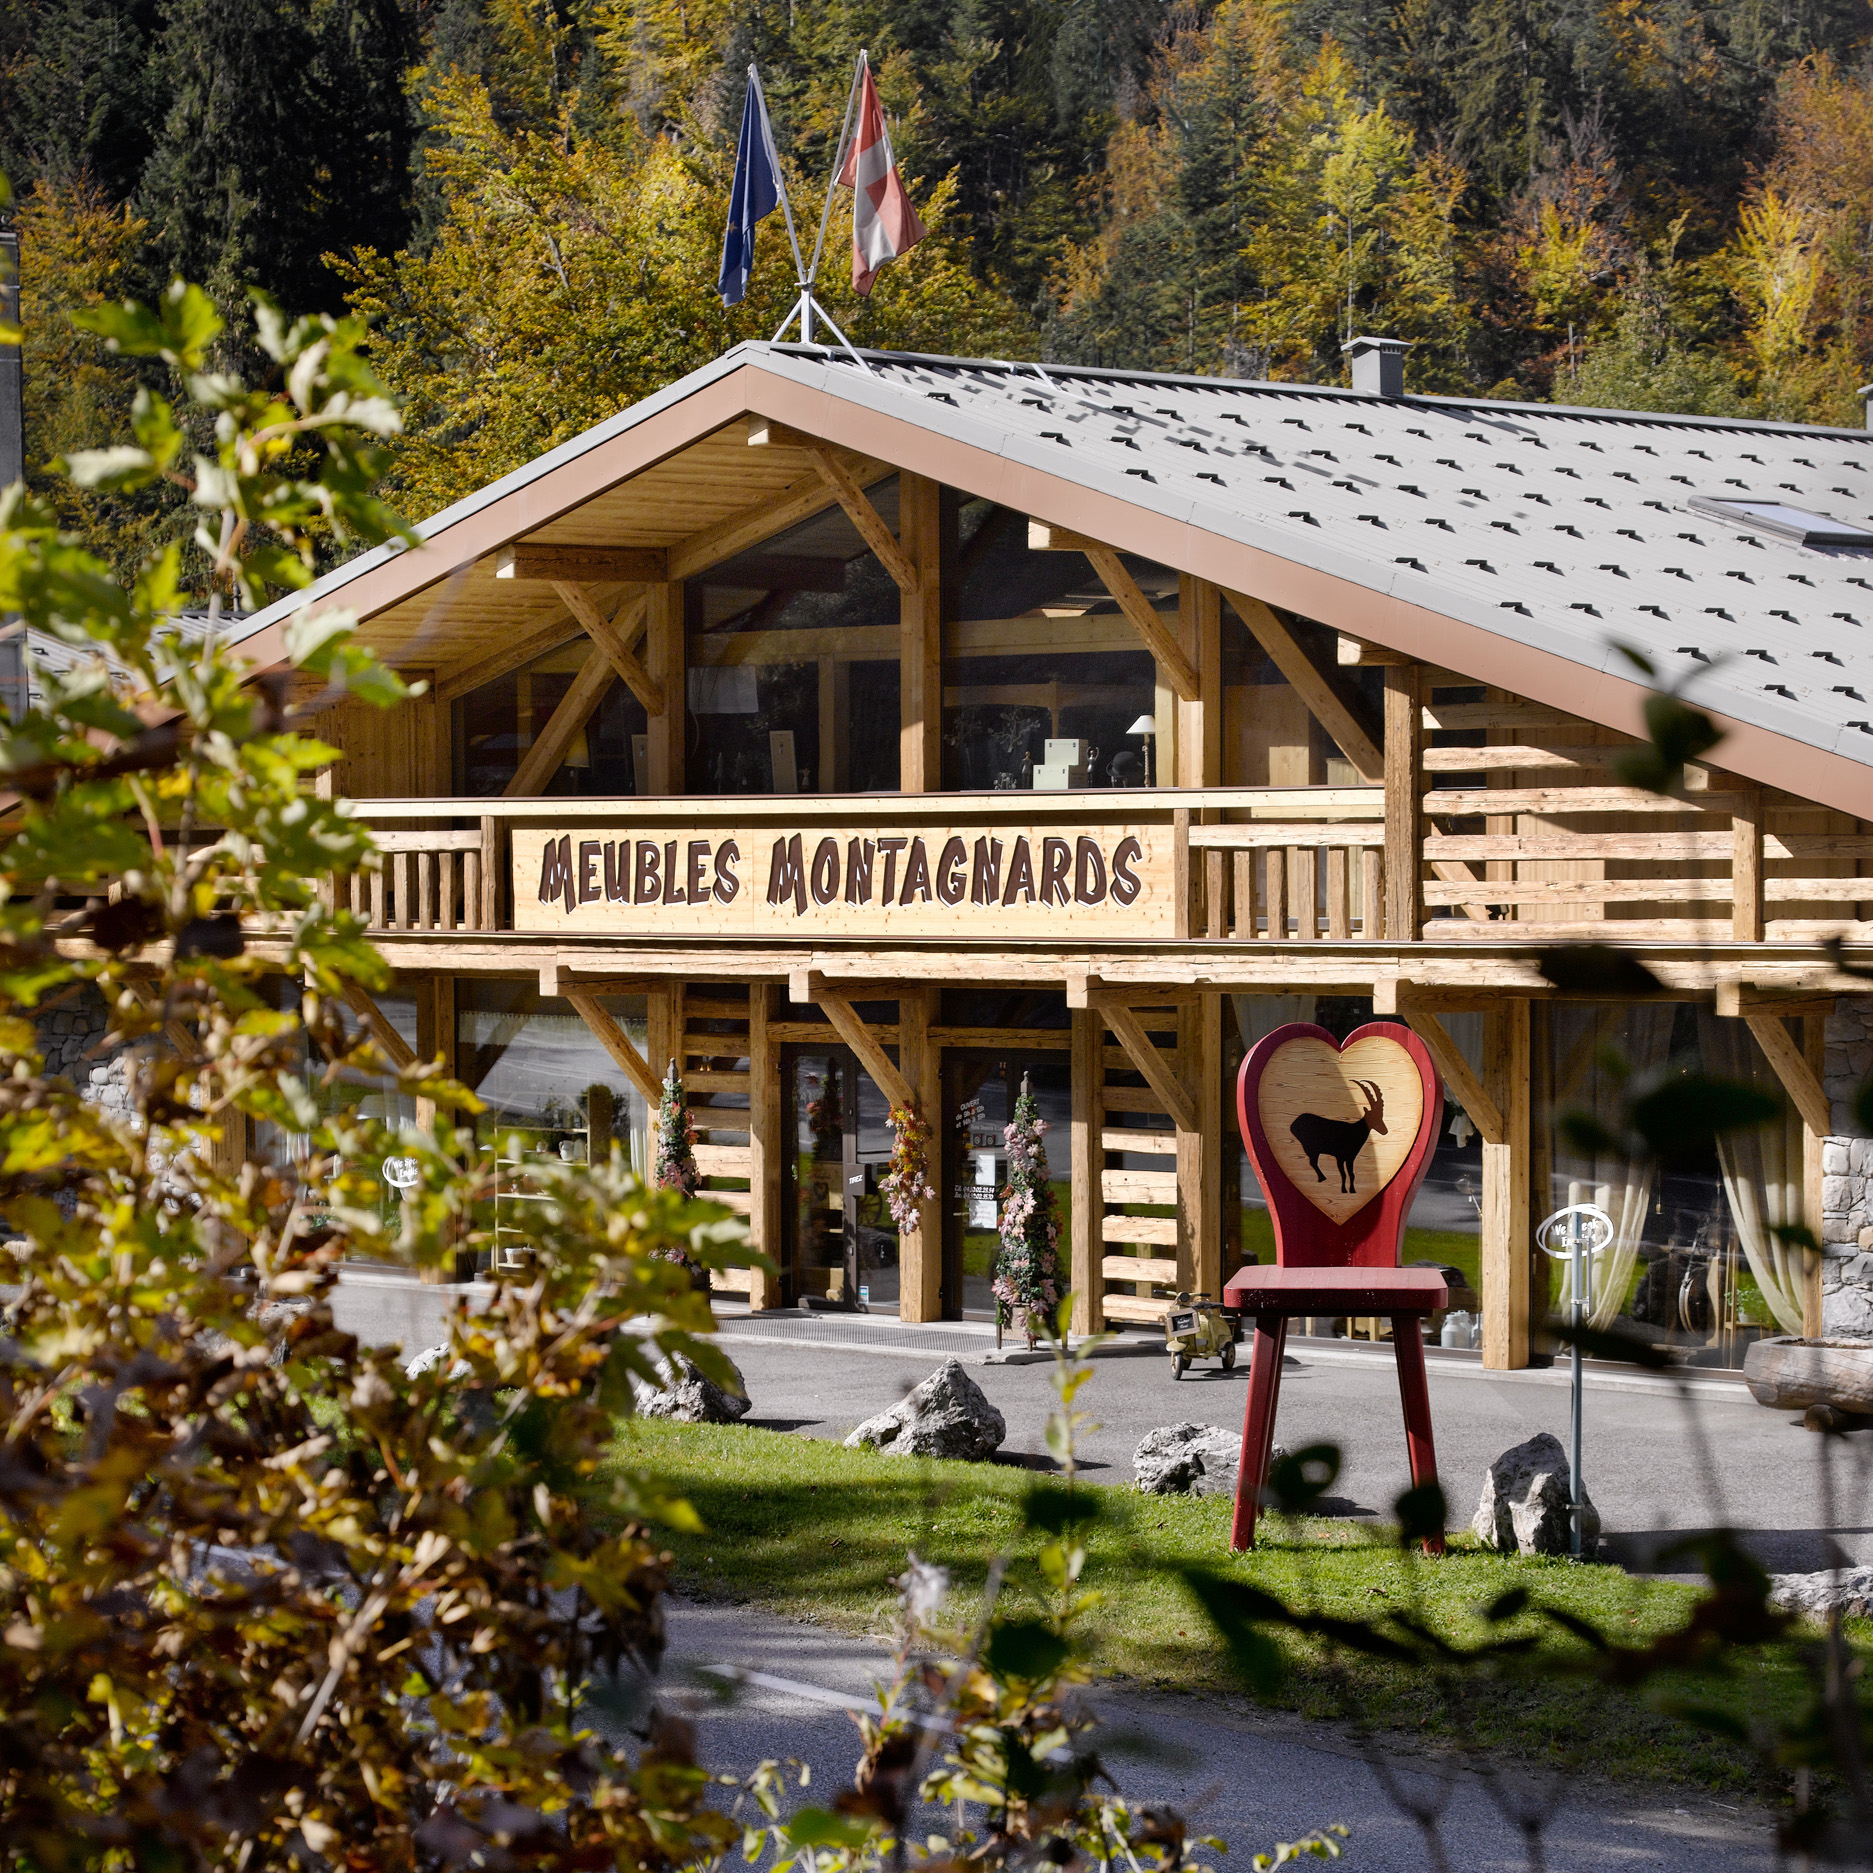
left=341, top=776, right=1869, bottom=949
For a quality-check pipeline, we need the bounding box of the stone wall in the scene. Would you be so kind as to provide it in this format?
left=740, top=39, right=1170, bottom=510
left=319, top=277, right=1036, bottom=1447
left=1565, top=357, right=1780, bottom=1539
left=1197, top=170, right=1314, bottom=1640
left=36, top=988, right=132, bottom=1121
left=1823, top=995, right=1873, bottom=1336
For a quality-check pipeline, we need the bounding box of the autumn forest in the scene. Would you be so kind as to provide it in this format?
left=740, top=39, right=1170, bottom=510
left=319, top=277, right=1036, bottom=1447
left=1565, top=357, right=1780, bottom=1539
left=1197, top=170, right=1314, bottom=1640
left=7, top=0, right=1873, bottom=577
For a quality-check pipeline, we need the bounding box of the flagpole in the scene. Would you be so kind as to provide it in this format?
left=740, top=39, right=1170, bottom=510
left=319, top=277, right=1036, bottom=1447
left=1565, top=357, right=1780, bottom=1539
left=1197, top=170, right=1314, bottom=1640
left=751, top=66, right=807, bottom=289
left=806, top=51, right=867, bottom=299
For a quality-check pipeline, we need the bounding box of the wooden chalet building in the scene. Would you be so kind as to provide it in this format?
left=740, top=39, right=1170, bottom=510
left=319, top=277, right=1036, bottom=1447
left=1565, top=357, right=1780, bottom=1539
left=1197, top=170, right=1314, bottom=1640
left=227, top=337, right=1873, bottom=1370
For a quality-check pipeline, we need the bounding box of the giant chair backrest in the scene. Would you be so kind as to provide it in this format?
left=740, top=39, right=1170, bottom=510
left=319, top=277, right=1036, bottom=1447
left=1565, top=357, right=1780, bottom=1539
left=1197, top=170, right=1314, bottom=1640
left=1235, top=1021, right=1443, bottom=1270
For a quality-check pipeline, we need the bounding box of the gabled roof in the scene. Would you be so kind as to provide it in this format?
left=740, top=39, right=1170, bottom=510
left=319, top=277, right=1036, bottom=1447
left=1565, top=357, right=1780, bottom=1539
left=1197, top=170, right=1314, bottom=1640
left=237, top=342, right=1873, bottom=816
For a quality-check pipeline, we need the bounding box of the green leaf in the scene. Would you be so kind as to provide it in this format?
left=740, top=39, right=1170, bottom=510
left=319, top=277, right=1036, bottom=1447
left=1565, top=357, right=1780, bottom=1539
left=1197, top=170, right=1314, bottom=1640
left=71, top=279, right=224, bottom=369
left=59, top=446, right=162, bottom=494
left=983, top=1617, right=1071, bottom=1685
left=782, top=1809, right=877, bottom=1850
left=1771, top=1221, right=1820, bottom=1256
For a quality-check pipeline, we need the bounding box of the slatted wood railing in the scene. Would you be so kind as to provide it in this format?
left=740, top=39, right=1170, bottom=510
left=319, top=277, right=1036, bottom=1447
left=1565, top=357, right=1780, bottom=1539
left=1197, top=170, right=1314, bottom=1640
left=334, top=820, right=502, bottom=932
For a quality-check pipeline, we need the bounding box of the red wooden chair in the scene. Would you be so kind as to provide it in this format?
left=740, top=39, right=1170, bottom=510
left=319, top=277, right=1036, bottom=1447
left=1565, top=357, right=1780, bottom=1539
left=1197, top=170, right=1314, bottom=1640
left=1224, top=1021, right=1448, bottom=1553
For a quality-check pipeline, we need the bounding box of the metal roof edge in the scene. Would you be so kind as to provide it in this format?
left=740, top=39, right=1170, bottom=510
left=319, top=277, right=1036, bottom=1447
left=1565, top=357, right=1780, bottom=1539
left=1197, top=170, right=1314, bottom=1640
left=761, top=341, right=1873, bottom=441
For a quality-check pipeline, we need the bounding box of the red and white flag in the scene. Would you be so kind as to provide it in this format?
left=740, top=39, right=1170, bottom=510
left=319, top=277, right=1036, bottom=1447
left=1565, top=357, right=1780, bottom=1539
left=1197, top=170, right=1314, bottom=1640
left=836, top=60, right=927, bottom=296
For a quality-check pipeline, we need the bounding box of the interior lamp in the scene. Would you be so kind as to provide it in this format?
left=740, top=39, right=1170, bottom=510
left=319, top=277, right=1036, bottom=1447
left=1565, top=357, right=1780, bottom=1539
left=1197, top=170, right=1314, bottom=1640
left=1127, top=714, right=1157, bottom=787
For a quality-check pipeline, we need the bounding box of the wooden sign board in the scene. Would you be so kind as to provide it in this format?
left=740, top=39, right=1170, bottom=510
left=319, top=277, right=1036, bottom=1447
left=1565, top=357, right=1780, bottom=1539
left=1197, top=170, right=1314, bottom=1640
left=510, top=823, right=1173, bottom=939
left=1237, top=1021, right=1442, bottom=1268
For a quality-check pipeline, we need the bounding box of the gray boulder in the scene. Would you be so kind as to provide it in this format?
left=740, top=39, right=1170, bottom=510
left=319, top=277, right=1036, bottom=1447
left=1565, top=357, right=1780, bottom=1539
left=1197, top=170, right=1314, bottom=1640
left=1769, top=1566, right=1873, bottom=1621
left=845, top=1359, right=1005, bottom=1460
left=1473, top=1432, right=1599, bottom=1558
left=1134, top=1422, right=1277, bottom=1497
left=634, top=1347, right=750, bottom=1424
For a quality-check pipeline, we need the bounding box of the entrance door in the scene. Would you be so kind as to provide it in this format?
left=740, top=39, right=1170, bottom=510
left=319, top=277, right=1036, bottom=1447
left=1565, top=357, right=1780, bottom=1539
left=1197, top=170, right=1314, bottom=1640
left=942, top=1051, right=1071, bottom=1319
left=783, top=1046, right=902, bottom=1311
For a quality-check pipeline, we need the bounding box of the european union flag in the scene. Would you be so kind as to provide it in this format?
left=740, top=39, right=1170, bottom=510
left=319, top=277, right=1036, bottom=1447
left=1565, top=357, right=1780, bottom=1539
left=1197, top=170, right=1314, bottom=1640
left=719, top=72, right=785, bottom=307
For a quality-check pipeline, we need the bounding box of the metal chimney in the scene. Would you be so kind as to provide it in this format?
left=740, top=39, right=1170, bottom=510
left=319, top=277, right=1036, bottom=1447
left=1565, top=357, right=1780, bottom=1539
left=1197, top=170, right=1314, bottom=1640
left=0, top=230, right=19, bottom=490
left=1346, top=334, right=1409, bottom=399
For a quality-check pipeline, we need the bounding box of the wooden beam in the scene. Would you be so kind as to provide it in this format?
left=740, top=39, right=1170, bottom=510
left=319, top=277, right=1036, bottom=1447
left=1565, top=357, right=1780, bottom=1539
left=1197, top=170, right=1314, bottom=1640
left=564, top=987, right=660, bottom=1105
left=747, top=984, right=782, bottom=1310
left=340, top=980, right=416, bottom=1071
left=504, top=646, right=614, bottom=797
left=437, top=615, right=583, bottom=704
left=1733, top=786, right=1765, bottom=943
left=1481, top=1000, right=1531, bottom=1369
left=1098, top=999, right=1198, bottom=1134
left=1177, top=574, right=1222, bottom=787
left=1743, top=1009, right=1832, bottom=1138
left=807, top=983, right=917, bottom=1115
left=1803, top=1013, right=1827, bottom=1338
left=644, top=582, right=684, bottom=794
left=551, top=581, right=661, bottom=713
left=1337, top=634, right=1411, bottom=667
left=898, top=985, right=943, bottom=1321
left=746, top=417, right=821, bottom=449
left=668, top=459, right=888, bottom=583
left=127, top=982, right=203, bottom=1062
left=1070, top=1005, right=1101, bottom=1335
left=900, top=471, right=942, bottom=792
left=1390, top=994, right=1504, bottom=1146
left=1223, top=589, right=1383, bottom=780
left=1083, top=544, right=1200, bottom=701
left=498, top=543, right=668, bottom=583
left=806, top=447, right=918, bottom=594
left=1384, top=662, right=1425, bottom=940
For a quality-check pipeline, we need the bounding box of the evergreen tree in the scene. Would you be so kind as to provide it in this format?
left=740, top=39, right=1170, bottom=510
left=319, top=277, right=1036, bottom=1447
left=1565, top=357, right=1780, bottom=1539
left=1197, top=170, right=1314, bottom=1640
left=136, top=0, right=416, bottom=315
left=0, top=0, right=164, bottom=205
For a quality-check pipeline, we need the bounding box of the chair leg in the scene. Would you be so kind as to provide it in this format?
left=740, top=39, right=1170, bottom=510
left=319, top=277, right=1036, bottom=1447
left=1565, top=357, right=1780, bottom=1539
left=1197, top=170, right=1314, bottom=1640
left=1230, top=1313, right=1288, bottom=1552
left=1391, top=1313, right=1444, bottom=1556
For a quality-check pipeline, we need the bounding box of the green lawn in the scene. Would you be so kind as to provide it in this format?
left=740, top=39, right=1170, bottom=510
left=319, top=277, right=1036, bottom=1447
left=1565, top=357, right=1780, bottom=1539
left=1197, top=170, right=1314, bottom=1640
left=614, top=1417, right=1865, bottom=1796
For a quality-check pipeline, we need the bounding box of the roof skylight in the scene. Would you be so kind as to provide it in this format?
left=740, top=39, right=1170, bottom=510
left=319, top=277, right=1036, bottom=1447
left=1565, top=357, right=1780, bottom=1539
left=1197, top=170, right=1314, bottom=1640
left=1689, top=495, right=1873, bottom=547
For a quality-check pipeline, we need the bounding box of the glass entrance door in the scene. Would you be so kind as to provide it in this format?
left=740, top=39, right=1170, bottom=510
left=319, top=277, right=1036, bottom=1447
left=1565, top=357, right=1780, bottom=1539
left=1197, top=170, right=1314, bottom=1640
left=942, top=1051, right=1071, bottom=1319
left=783, top=1046, right=902, bottom=1311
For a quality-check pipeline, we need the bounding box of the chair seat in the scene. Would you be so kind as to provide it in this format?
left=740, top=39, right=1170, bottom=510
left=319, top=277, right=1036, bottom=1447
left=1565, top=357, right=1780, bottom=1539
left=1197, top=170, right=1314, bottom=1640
left=1224, top=1265, right=1449, bottom=1316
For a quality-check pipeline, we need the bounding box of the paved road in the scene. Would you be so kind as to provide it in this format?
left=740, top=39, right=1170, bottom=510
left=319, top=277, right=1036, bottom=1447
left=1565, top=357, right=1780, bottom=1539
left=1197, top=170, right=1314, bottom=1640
left=636, top=1596, right=1778, bottom=1873
left=716, top=1324, right=1873, bottom=1571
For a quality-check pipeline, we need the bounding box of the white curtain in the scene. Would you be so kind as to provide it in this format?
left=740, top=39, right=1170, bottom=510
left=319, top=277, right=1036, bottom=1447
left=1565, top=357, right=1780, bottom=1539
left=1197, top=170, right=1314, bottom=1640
left=1547, top=1003, right=1675, bottom=1327
left=1697, top=1011, right=1809, bottom=1336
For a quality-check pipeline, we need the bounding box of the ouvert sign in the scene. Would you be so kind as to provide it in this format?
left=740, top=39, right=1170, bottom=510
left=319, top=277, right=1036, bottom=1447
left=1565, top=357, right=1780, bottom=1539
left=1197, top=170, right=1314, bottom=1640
left=510, top=822, right=1174, bottom=938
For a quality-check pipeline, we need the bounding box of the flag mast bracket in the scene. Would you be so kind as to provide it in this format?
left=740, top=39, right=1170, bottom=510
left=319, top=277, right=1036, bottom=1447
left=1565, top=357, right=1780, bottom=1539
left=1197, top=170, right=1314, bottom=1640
left=769, top=52, right=873, bottom=373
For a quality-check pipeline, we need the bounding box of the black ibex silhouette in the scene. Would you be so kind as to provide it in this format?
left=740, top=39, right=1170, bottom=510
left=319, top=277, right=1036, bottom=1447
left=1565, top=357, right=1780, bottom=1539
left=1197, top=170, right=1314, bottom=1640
left=1289, top=1079, right=1387, bottom=1193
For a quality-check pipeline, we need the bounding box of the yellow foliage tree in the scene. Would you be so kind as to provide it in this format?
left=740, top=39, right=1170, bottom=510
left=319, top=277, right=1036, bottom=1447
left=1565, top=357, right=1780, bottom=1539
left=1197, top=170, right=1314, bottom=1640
left=13, top=178, right=167, bottom=578
left=345, top=22, right=1028, bottom=522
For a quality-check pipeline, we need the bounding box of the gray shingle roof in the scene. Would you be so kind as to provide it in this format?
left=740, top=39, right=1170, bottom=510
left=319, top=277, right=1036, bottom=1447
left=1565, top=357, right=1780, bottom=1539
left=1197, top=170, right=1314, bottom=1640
left=240, top=339, right=1873, bottom=771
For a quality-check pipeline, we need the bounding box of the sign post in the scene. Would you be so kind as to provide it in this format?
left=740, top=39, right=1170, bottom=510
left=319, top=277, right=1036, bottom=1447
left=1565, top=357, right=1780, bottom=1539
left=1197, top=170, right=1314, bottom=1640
left=1536, top=1202, right=1614, bottom=1559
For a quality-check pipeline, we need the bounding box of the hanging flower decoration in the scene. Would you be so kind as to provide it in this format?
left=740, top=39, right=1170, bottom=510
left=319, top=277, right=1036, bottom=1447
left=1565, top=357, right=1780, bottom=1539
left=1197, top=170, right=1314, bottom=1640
left=653, top=1057, right=701, bottom=1269
left=880, top=1104, right=936, bottom=1235
left=993, top=1074, right=1061, bottom=1342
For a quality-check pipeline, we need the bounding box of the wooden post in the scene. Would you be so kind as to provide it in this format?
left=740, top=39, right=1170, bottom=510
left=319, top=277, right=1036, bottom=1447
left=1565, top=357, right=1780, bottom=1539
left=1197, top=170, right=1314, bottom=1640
left=1803, top=1012, right=1827, bottom=1338
left=819, top=656, right=850, bottom=792
left=1384, top=663, right=1424, bottom=941
left=747, top=983, right=782, bottom=1312
left=1185, top=994, right=1224, bottom=1298
left=899, top=472, right=942, bottom=792
left=1176, top=575, right=1222, bottom=787
left=645, top=580, right=685, bottom=794
left=896, top=985, right=943, bottom=1321
left=1071, top=1006, right=1102, bottom=1334
left=1733, top=785, right=1765, bottom=943
left=1480, top=999, right=1531, bottom=1369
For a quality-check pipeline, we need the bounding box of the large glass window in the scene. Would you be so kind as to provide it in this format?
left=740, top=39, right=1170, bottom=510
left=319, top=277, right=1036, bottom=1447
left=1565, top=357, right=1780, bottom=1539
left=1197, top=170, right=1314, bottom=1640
left=1536, top=1002, right=1794, bottom=1370
left=457, top=641, right=648, bottom=796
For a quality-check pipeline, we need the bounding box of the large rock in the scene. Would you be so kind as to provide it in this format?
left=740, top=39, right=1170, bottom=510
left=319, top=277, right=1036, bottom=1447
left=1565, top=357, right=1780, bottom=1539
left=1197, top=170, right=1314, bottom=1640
left=1133, top=1422, right=1279, bottom=1497
left=633, top=1347, right=750, bottom=1424
left=845, top=1359, right=1005, bottom=1461
left=1769, top=1566, right=1873, bottom=1621
left=1473, top=1432, right=1599, bottom=1558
